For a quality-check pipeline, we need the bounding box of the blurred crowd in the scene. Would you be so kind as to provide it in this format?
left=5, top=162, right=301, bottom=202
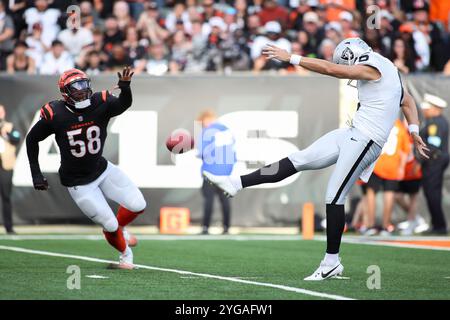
left=0, top=0, right=449, bottom=76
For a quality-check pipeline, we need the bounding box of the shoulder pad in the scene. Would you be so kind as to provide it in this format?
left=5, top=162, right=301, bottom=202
left=40, top=102, right=56, bottom=121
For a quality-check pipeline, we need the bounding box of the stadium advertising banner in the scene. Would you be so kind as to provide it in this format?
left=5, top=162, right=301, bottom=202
left=0, top=75, right=449, bottom=227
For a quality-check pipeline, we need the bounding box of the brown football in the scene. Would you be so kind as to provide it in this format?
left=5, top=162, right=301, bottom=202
left=166, top=129, right=194, bottom=154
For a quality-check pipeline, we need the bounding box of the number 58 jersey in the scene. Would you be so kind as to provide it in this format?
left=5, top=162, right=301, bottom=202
left=26, top=85, right=132, bottom=187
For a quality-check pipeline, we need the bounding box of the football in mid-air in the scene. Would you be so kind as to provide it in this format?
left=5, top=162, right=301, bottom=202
left=166, top=129, right=194, bottom=154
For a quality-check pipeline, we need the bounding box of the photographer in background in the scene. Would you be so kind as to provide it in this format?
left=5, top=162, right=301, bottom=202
left=420, top=94, right=449, bottom=235
left=0, top=104, right=21, bottom=234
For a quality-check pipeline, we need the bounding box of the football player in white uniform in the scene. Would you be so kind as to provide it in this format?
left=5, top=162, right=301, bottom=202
left=203, top=38, right=429, bottom=281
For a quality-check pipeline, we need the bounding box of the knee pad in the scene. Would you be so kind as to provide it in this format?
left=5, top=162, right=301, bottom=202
left=127, top=192, right=147, bottom=213
left=103, top=217, right=119, bottom=233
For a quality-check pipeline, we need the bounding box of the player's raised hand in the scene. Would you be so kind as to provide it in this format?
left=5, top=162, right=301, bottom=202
left=118, top=66, right=134, bottom=82
left=262, top=44, right=290, bottom=62
left=412, top=133, right=430, bottom=159
left=32, top=175, right=49, bottom=191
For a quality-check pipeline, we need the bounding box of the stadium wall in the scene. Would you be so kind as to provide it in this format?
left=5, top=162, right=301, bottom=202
left=0, top=74, right=448, bottom=227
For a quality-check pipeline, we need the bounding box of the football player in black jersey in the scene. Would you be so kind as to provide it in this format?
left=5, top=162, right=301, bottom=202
left=26, top=67, right=146, bottom=269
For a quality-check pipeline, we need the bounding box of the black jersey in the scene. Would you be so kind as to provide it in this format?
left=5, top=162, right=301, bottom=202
left=26, top=81, right=132, bottom=187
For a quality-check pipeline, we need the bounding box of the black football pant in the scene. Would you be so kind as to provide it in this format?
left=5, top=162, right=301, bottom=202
left=0, top=169, right=13, bottom=232
left=202, top=178, right=230, bottom=231
left=422, top=158, right=449, bottom=231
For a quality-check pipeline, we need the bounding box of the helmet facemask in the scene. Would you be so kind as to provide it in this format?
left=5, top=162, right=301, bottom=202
left=63, top=79, right=93, bottom=109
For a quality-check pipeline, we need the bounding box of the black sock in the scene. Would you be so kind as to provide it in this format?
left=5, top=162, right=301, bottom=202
left=326, top=204, right=346, bottom=254
left=241, top=157, right=298, bottom=188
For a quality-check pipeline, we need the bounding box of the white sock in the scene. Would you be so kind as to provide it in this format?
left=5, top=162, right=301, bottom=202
left=324, top=253, right=339, bottom=265
left=230, top=175, right=243, bottom=191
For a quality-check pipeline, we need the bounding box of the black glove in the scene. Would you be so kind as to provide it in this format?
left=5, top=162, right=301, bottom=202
left=32, top=174, right=49, bottom=191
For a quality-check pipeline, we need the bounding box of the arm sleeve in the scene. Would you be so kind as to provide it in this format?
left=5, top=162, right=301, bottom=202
left=26, top=119, right=53, bottom=178
left=106, top=80, right=133, bottom=118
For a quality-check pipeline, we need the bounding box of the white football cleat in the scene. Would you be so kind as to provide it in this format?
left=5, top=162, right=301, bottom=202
left=123, top=228, right=138, bottom=247
left=203, top=172, right=240, bottom=198
left=304, top=259, right=344, bottom=281
left=109, top=246, right=135, bottom=270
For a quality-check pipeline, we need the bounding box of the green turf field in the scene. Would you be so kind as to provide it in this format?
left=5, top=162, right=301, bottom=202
left=0, top=236, right=449, bottom=300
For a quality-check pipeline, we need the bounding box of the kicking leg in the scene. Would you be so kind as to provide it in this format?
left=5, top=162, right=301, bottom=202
left=204, top=129, right=344, bottom=197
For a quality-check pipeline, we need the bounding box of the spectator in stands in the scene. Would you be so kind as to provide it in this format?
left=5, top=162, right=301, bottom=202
left=105, top=43, right=134, bottom=73
left=103, top=16, right=125, bottom=53
left=137, top=1, right=169, bottom=44
left=244, top=14, right=262, bottom=43
left=318, top=38, right=335, bottom=61
left=233, top=0, right=248, bottom=30
left=24, top=0, right=60, bottom=47
left=251, top=21, right=290, bottom=72
left=324, top=21, right=342, bottom=45
left=391, top=37, right=416, bottom=74
left=39, top=39, right=73, bottom=75
left=288, top=0, right=313, bottom=31
left=258, top=0, right=289, bottom=28
left=200, top=0, right=224, bottom=23
left=25, top=23, right=48, bottom=69
left=0, top=104, right=21, bottom=235
left=123, top=26, right=146, bottom=63
left=184, top=19, right=208, bottom=73
left=302, top=11, right=324, bottom=56
left=248, top=0, right=263, bottom=16
left=338, top=11, right=358, bottom=38
left=113, top=1, right=134, bottom=31
left=141, top=42, right=169, bottom=76
left=58, top=23, right=94, bottom=58
left=398, top=22, right=429, bottom=72
left=79, top=0, right=100, bottom=30
left=6, top=0, right=27, bottom=38
left=169, top=29, right=192, bottom=73
left=83, top=50, right=105, bottom=75
left=412, top=1, right=447, bottom=71
left=197, top=109, right=236, bottom=235
left=166, top=2, right=192, bottom=34
left=0, top=1, right=14, bottom=71
left=6, top=41, right=36, bottom=74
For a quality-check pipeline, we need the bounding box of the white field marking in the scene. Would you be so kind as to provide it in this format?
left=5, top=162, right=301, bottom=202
left=86, top=275, right=109, bottom=279
left=0, top=245, right=354, bottom=301
left=333, top=276, right=351, bottom=280
left=444, top=277, right=450, bottom=279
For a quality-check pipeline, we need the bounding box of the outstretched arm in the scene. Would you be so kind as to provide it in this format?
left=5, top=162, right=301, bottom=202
left=262, top=44, right=380, bottom=80
left=401, top=89, right=429, bottom=159
left=26, top=119, right=53, bottom=190
left=106, top=66, right=134, bottom=118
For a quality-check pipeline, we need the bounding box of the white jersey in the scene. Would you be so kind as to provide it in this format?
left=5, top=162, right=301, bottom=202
left=352, top=52, right=403, bottom=147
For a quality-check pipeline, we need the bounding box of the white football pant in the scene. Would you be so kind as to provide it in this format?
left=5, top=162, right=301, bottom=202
left=67, top=162, right=146, bottom=232
left=288, top=127, right=382, bottom=205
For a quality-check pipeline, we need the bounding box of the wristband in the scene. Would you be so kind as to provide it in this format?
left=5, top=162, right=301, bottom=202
left=408, top=124, right=419, bottom=135
left=289, top=54, right=302, bottom=66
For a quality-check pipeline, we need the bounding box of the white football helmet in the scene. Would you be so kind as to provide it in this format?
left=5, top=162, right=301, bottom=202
left=332, top=38, right=372, bottom=65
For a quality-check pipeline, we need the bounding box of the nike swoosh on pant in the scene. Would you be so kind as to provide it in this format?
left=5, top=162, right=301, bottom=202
left=321, top=264, right=340, bottom=279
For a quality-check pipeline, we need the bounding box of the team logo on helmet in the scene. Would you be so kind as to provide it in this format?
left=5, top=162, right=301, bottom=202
left=341, top=47, right=354, bottom=61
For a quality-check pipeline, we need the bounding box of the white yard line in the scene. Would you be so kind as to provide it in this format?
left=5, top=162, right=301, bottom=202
left=0, top=244, right=354, bottom=301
